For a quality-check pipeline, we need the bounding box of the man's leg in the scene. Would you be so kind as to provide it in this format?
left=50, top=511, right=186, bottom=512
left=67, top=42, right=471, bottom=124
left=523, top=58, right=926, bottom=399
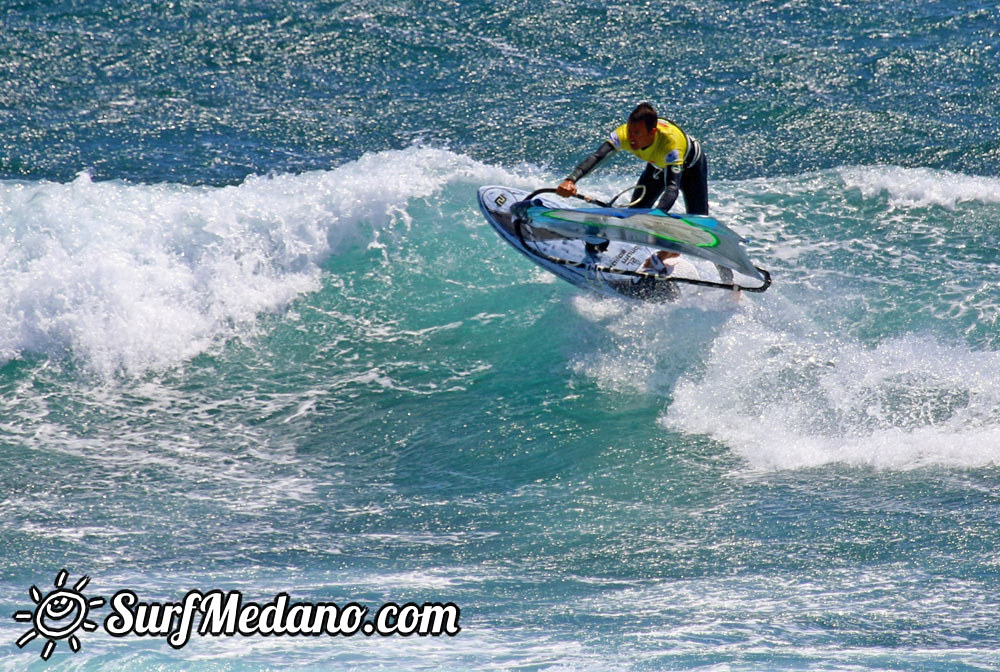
left=680, top=154, right=709, bottom=215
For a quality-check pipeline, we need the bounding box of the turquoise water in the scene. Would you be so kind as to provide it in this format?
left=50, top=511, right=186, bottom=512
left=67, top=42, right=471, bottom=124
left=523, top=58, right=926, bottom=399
left=2, top=2, right=1000, bottom=670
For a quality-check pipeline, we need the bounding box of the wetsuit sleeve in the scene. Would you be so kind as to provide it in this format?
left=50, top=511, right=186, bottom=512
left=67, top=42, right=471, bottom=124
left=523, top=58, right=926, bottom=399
left=657, top=165, right=682, bottom=212
left=565, top=141, right=615, bottom=183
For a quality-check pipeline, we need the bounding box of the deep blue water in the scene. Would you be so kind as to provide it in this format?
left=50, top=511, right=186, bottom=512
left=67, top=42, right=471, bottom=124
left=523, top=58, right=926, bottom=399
left=2, top=1, right=1000, bottom=670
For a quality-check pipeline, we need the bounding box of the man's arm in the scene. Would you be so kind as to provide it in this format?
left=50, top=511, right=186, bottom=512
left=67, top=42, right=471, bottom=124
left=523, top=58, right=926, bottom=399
left=557, top=141, right=616, bottom=197
left=656, top=165, right=683, bottom=212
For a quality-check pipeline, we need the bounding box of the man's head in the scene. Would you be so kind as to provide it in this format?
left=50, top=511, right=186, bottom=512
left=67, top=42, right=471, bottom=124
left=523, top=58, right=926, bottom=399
left=626, top=102, right=658, bottom=150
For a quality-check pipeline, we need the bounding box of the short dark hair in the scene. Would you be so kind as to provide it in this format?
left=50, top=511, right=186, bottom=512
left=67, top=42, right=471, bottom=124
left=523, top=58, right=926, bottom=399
left=628, top=103, right=657, bottom=131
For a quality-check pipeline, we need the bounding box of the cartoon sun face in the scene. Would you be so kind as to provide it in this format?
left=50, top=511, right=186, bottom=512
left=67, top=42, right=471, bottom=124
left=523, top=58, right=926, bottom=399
left=14, top=569, right=105, bottom=660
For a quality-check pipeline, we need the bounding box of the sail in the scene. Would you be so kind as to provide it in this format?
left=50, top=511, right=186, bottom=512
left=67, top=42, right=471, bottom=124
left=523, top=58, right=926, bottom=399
left=517, top=204, right=764, bottom=280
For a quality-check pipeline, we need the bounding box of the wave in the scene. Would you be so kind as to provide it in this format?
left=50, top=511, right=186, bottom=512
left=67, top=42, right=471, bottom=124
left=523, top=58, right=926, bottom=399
left=570, top=287, right=1000, bottom=472
left=567, top=165, right=1000, bottom=471
left=0, top=147, right=508, bottom=376
left=662, top=308, right=1000, bottom=471
left=4, top=149, right=998, bottom=472
left=837, top=165, right=1000, bottom=210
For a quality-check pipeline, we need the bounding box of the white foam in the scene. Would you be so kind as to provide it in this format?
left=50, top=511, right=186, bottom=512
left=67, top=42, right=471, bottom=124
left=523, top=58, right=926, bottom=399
left=838, top=165, right=1000, bottom=210
left=662, top=307, right=1000, bottom=471
left=0, top=147, right=506, bottom=376
left=567, top=288, right=748, bottom=397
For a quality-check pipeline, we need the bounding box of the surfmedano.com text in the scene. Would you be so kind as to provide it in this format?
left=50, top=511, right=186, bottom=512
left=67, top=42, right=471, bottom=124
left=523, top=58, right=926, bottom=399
left=105, top=590, right=461, bottom=648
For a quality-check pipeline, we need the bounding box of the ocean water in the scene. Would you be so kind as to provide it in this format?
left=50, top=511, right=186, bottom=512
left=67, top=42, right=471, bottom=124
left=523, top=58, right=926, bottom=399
left=2, top=1, right=999, bottom=670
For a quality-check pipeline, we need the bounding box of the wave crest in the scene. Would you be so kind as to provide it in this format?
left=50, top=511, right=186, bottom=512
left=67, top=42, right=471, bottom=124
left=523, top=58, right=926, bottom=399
left=0, top=147, right=497, bottom=375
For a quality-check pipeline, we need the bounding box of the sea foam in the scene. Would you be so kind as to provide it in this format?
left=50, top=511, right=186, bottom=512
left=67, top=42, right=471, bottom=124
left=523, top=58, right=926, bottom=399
left=662, top=308, right=1000, bottom=471
left=838, top=165, right=1000, bottom=210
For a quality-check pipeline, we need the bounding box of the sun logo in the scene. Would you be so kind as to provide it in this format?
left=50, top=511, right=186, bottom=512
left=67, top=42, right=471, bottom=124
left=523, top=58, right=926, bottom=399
left=13, top=569, right=105, bottom=660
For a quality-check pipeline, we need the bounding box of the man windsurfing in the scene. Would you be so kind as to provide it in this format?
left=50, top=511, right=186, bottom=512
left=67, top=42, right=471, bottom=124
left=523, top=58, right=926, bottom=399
left=556, top=102, right=729, bottom=282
